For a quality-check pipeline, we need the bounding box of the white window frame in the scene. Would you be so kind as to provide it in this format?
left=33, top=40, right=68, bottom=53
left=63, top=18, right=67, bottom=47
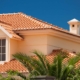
left=0, top=37, right=9, bottom=64
left=0, top=38, right=6, bottom=61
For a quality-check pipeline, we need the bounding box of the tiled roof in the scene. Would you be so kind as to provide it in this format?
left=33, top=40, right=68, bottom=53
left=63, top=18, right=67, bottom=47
left=46, top=49, right=76, bottom=64
left=0, top=12, right=63, bottom=30
left=0, top=12, right=80, bottom=38
left=51, top=49, right=80, bottom=68
left=0, top=49, right=79, bottom=73
left=0, top=22, right=22, bottom=40
left=0, top=59, right=27, bottom=73
left=33, top=49, right=76, bottom=64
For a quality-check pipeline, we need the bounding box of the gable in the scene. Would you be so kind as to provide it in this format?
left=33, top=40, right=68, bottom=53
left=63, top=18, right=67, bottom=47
left=0, top=23, right=23, bottom=40
left=0, top=30, right=7, bottom=36
left=0, top=26, right=12, bottom=38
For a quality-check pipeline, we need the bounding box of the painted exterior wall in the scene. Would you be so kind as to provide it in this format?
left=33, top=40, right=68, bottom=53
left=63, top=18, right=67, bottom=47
left=10, top=39, right=18, bottom=59
left=12, top=33, right=80, bottom=57
left=78, top=26, right=80, bottom=35
left=1, top=28, right=80, bottom=61
left=70, top=24, right=78, bottom=34
left=47, top=35, right=80, bottom=54
left=18, top=35, right=48, bottom=55
left=69, top=24, right=79, bottom=35
left=68, top=21, right=80, bottom=35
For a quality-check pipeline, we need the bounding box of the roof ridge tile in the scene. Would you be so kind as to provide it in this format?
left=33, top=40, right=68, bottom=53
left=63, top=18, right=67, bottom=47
left=0, top=12, right=20, bottom=15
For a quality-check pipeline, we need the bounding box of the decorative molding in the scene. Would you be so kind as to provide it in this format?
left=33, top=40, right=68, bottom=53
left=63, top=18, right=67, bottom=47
left=0, top=26, right=12, bottom=38
left=16, top=29, right=80, bottom=43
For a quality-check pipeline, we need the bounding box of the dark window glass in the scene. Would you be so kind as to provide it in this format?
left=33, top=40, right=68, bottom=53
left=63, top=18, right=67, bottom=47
left=2, top=39, right=6, bottom=46
left=0, top=39, right=6, bottom=61
left=72, top=25, right=74, bottom=27
left=0, top=54, right=1, bottom=61
left=2, top=54, right=5, bottom=61
left=0, top=47, right=1, bottom=53
left=0, top=40, right=1, bottom=46
left=2, top=47, right=5, bottom=53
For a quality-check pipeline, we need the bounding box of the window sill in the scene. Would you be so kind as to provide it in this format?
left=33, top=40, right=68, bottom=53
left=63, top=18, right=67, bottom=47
left=0, top=61, right=6, bottom=65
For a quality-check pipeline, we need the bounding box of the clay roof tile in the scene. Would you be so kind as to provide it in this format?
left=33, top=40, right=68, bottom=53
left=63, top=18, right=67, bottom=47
left=0, top=49, right=79, bottom=73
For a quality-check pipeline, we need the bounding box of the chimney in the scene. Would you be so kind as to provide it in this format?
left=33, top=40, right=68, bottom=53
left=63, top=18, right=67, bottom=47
left=68, top=18, right=80, bottom=35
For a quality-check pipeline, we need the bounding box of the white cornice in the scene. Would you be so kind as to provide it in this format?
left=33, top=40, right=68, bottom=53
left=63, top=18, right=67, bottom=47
left=16, top=29, right=80, bottom=43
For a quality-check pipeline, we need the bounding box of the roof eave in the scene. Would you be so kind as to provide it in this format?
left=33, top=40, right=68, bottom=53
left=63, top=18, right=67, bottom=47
left=0, top=26, right=23, bottom=40
left=0, top=26, right=12, bottom=38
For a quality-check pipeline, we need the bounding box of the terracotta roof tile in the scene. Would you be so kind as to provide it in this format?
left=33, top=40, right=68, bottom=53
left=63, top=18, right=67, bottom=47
left=0, top=12, right=67, bottom=31
left=0, top=12, right=80, bottom=38
left=46, top=49, right=76, bottom=64
left=33, top=49, right=76, bottom=64
left=0, top=59, right=27, bottom=73
left=0, top=22, right=22, bottom=40
left=0, top=49, right=79, bottom=73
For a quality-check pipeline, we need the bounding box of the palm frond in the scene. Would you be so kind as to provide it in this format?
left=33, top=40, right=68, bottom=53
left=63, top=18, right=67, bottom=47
left=13, top=53, right=33, bottom=72
left=68, top=56, right=80, bottom=66
left=33, top=51, right=48, bottom=70
left=61, top=65, right=73, bottom=80
left=57, top=54, right=63, bottom=79
left=13, top=50, right=80, bottom=80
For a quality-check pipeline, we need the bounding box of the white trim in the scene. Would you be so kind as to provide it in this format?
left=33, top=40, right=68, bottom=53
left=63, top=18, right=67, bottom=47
left=68, top=18, right=79, bottom=23
left=0, top=37, right=9, bottom=64
left=0, top=13, right=20, bottom=15
left=0, top=26, right=12, bottom=38
left=6, top=37, right=10, bottom=62
left=16, top=29, right=80, bottom=43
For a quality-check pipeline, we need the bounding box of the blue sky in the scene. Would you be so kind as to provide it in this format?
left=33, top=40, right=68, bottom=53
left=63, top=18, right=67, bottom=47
left=0, top=0, right=80, bottom=30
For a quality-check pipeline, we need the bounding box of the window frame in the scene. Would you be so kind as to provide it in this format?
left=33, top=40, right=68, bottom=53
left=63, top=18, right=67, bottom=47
left=0, top=38, right=6, bottom=61
left=0, top=37, right=8, bottom=64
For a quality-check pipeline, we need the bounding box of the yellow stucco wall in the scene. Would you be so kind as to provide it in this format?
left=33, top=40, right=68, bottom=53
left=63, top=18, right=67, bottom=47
left=10, top=39, right=18, bottom=59
left=18, top=35, right=48, bottom=55
left=12, top=34, right=80, bottom=57
left=3, top=31, right=80, bottom=60
left=47, top=35, right=80, bottom=54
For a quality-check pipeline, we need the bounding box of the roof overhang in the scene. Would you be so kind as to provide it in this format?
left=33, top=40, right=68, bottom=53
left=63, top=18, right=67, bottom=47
left=16, top=29, right=80, bottom=43
left=0, top=26, right=23, bottom=40
left=0, top=26, right=12, bottom=38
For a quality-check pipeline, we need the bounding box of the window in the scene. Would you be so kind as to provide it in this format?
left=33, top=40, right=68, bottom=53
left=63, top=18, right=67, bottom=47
left=72, top=25, right=75, bottom=27
left=0, top=39, right=6, bottom=61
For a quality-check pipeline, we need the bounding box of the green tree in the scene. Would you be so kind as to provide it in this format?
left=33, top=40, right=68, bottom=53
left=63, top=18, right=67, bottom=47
left=13, top=50, right=80, bottom=80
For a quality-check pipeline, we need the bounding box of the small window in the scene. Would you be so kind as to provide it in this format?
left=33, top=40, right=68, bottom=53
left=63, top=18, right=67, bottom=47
left=72, top=25, right=75, bottom=27
left=0, top=39, right=6, bottom=61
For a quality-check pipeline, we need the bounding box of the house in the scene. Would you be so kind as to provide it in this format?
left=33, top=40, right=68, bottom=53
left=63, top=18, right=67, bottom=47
left=0, top=12, right=80, bottom=74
